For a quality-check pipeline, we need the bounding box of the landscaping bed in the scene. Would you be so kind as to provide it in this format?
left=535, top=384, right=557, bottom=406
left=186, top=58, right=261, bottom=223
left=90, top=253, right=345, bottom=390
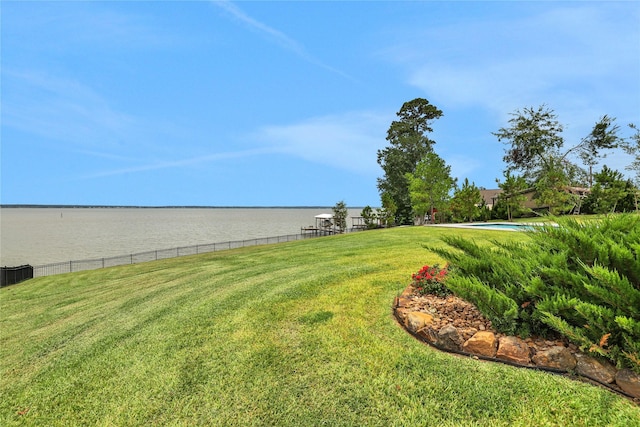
left=394, top=286, right=640, bottom=403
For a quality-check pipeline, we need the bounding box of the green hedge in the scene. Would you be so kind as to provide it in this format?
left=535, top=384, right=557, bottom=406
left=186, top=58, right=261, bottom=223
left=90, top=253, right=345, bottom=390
left=430, top=214, right=640, bottom=372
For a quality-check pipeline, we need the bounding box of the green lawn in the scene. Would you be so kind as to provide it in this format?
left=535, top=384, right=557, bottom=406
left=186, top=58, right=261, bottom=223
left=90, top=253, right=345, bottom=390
left=1, top=227, right=638, bottom=426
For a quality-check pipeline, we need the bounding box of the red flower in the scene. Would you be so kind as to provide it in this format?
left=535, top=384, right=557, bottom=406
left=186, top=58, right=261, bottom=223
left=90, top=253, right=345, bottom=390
left=411, top=264, right=450, bottom=296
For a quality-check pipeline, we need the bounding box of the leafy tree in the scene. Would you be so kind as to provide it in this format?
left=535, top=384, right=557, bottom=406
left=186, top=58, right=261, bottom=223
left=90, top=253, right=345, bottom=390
left=332, top=200, right=348, bottom=233
left=583, top=166, right=628, bottom=214
left=494, top=106, right=624, bottom=214
left=624, top=124, right=640, bottom=184
left=377, top=98, right=443, bottom=225
left=378, top=192, right=397, bottom=227
left=494, top=106, right=622, bottom=182
left=489, top=197, right=509, bottom=220
left=450, top=178, right=482, bottom=222
left=623, top=124, right=640, bottom=211
left=533, top=158, right=575, bottom=215
left=496, top=171, right=528, bottom=221
left=360, top=206, right=379, bottom=229
left=477, top=198, right=492, bottom=222
left=575, top=115, right=622, bottom=186
left=494, top=105, right=565, bottom=180
left=618, top=180, right=639, bottom=213
left=405, top=152, right=456, bottom=224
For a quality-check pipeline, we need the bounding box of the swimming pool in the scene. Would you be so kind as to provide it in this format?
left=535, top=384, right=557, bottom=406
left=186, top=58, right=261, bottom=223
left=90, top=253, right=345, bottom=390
left=427, top=222, right=541, bottom=231
left=465, top=222, right=535, bottom=231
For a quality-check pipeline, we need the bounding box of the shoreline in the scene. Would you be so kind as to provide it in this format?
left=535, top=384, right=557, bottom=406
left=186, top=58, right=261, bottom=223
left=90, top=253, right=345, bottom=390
left=1, top=207, right=367, bottom=267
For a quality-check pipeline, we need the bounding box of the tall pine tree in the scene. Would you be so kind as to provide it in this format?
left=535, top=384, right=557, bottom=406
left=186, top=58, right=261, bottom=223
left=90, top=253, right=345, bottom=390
left=377, top=98, right=443, bottom=225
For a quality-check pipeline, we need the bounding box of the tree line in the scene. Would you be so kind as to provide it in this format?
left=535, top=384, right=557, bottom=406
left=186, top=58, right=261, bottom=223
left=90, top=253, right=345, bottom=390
left=369, top=98, right=639, bottom=225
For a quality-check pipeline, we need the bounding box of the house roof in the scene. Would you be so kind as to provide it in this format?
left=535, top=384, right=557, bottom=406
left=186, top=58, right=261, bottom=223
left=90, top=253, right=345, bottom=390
left=479, top=189, right=503, bottom=205
left=567, top=186, right=591, bottom=195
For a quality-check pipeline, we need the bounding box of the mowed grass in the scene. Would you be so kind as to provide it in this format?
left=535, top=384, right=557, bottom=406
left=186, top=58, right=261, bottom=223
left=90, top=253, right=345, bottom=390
left=1, top=227, right=638, bottom=426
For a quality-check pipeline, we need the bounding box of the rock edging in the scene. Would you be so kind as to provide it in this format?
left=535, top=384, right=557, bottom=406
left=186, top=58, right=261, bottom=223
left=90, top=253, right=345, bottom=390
left=393, top=289, right=640, bottom=402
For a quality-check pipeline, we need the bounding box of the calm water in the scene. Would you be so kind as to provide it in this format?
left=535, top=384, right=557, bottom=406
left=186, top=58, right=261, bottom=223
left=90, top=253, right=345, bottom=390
left=0, top=207, right=363, bottom=266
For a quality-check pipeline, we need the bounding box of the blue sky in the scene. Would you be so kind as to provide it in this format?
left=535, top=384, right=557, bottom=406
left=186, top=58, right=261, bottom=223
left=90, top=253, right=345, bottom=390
left=2, top=1, right=639, bottom=207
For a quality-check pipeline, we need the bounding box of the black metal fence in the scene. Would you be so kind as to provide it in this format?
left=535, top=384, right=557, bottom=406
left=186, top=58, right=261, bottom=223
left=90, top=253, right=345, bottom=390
left=1, top=265, right=34, bottom=287
left=30, top=232, right=322, bottom=278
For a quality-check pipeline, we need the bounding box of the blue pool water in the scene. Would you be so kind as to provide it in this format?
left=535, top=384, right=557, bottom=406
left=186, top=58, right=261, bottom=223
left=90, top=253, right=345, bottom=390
left=464, top=222, right=535, bottom=231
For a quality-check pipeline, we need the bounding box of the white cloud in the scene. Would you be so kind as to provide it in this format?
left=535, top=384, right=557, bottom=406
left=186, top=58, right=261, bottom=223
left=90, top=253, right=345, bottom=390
left=213, top=0, right=304, bottom=55
left=211, top=0, right=354, bottom=80
left=4, top=3, right=177, bottom=52
left=3, top=70, right=135, bottom=148
left=381, top=3, right=639, bottom=119
left=82, top=148, right=274, bottom=179
left=251, top=111, right=391, bottom=175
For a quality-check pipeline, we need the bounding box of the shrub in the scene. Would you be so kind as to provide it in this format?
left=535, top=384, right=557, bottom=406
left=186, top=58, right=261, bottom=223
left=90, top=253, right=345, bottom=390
left=411, top=264, right=451, bottom=297
left=429, top=214, right=640, bottom=372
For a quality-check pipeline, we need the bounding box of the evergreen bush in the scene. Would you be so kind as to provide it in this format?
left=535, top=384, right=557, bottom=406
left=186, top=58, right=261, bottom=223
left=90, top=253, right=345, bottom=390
left=429, top=214, right=640, bottom=372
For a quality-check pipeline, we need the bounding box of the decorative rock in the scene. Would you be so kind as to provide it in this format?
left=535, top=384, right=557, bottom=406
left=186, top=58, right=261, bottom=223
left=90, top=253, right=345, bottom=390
left=437, top=325, right=463, bottom=351
left=462, top=331, right=497, bottom=358
left=574, top=354, right=617, bottom=384
left=395, top=286, right=640, bottom=399
left=395, top=307, right=410, bottom=323
left=405, top=312, right=434, bottom=333
left=496, top=336, right=530, bottom=365
left=615, top=369, right=640, bottom=398
left=532, top=346, right=576, bottom=371
left=417, top=327, right=438, bottom=344
left=396, top=297, right=412, bottom=308
left=458, top=327, right=478, bottom=342
left=400, top=287, right=413, bottom=297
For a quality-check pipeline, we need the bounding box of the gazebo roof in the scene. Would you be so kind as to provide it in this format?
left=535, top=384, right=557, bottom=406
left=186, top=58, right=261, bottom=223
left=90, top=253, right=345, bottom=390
left=314, top=213, right=333, bottom=219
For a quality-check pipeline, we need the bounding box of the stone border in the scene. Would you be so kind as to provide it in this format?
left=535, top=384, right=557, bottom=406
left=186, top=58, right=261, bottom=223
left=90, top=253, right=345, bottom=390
left=393, top=290, right=640, bottom=403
